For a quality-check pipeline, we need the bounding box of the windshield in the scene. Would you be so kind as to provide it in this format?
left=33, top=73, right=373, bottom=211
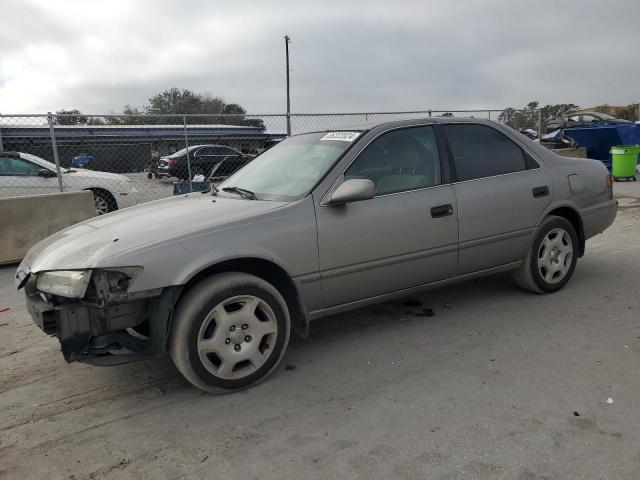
left=595, top=112, right=616, bottom=120
left=218, top=131, right=361, bottom=200
left=21, top=152, right=69, bottom=172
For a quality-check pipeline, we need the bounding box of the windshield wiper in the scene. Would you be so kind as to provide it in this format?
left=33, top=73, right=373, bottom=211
left=221, top=186, right=257, bottom=200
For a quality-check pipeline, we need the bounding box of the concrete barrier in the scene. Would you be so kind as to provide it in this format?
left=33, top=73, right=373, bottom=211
left=552, top=147, right=588, bottom=158
left=0, top=191, right=95, bottom=264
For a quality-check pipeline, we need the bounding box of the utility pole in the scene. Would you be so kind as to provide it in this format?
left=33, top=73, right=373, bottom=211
left=284, top=34, right=291, bottom=136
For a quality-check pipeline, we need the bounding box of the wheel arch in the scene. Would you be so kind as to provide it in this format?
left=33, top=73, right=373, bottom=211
left=174, top=257, right=309, bottom=338
left=544, top=205, right=585, bottom=257
left=84, top=187, right=118, bottom=211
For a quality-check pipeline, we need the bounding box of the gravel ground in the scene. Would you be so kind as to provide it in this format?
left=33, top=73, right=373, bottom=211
left=0, top=183, right=639, bottom=480
left=125, top=172, right=176, bottom=204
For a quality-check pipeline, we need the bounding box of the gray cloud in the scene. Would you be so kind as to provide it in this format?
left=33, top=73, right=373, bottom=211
left=1, top=0, right=639, bottom=114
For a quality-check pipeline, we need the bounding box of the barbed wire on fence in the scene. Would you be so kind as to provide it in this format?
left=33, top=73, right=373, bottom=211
left=0, top=109, right=545, bottom=214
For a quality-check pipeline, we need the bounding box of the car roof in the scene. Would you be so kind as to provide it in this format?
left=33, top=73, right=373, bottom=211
left=297, top=116, right=496, bottom=136
left=189, top=144, right=239, bottom=149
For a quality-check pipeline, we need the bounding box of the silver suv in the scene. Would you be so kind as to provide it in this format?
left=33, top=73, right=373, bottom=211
left=16, top=118, right=617, bottom=393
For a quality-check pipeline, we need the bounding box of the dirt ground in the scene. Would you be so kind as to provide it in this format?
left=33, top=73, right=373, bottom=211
left=1, top=183, right=639, bottom=480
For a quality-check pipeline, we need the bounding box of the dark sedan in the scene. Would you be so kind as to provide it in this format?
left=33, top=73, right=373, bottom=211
left=158, top=144, right=252, bottom=180
left=546, top=112, right=632, bottom=132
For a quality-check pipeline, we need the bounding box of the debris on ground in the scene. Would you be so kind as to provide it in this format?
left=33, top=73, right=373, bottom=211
left=468, top=331, right=481, bottom=336
left=414, top=308, right=435, bottom=317
left=285, top=364, right=297, bottom=371
left=0, top=307, right=10, bottom=313
left=573, top=411, right=580, bottom=416
left=606, top=398, right=614, bottom=404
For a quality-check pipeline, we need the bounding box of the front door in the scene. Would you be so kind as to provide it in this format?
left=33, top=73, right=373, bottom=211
left=315, top=125, right=459, bottom=308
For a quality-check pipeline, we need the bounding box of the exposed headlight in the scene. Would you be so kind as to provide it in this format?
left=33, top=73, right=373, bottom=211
left=36, top=270, right=91, bottom=298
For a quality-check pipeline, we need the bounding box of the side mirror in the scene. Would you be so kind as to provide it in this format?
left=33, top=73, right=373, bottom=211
left=327, top=179, right=375, bottom=205
left=38, top=168, right=56, bottom=178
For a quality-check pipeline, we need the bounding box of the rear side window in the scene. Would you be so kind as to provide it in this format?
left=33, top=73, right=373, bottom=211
left=444, top=124, right=528, bottom=181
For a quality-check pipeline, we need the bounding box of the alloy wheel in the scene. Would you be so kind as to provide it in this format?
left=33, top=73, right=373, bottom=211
left=94, top=194, right=110, bottom=215
left=537, top=228, right=573, bottom=284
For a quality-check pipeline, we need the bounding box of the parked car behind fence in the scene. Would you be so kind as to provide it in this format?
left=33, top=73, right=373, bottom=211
left=158, top=144, right=254, bottom=180
left=0, top=151, right=138, bottom=214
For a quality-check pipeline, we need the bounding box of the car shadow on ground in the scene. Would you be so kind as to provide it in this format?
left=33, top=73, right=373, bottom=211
left=124, top=272, right=525, bottom=396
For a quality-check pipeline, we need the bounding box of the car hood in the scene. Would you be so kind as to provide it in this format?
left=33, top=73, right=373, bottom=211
left=65, top=168, right=130, bottom=182
left=19, top=194, right=288, bottom=273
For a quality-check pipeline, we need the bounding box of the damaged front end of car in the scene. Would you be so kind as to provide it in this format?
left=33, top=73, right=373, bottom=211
left=18, top=267, right=181, bottom=365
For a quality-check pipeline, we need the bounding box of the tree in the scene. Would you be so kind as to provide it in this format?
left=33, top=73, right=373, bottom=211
left=106, top=88, right=265, bottom=128
left=499, top=101, right=579, bottom=132
left=55, top=109, right=104, bottom=125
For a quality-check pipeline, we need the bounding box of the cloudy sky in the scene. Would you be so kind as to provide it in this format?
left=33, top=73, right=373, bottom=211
left=1, top=0, right=639, bottom=114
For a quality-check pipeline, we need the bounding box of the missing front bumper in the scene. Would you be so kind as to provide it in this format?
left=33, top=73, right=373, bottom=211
left=26, top=293, right=152, bottom=364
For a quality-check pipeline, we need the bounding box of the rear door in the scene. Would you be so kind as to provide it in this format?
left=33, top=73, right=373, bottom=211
left=442, top=123, right=552, bottom=274
left=197, top=146, right=240, bottom=176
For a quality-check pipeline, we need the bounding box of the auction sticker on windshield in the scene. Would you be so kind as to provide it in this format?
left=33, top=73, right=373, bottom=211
left=320, top=132, right=360, bottom=142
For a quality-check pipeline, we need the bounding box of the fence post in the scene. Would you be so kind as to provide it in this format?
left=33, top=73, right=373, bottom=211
left=428, top=110, right=432, bottom=118
left=488, top=110, right=491, bottom=120
left=47, top=112, right=64, bottom=193
left=537, top=109, right=542, bottom=139
left=0, top=116, right=4, bottom=152
left=182, top=115, right=193, bottom=193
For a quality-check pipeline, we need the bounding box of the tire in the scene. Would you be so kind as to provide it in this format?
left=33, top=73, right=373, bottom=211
left=513, top=215, right=578, bottom=294
left=147, top=172, right=153, bottom=179
left=169, top=272, right=291, bottom=393
left=90, top=189, right=117, bottom=215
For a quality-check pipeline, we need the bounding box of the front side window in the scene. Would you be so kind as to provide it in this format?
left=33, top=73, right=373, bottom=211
left=0, top=156, right=42, bottom=176
left=345, top=126, right=441, bottom=195
left=444, top=124, right=528, bottom=181
left=219, top=131, right=359, bottom=200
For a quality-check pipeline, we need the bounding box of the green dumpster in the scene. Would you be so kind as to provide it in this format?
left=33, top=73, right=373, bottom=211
left=610, top=145, right=638, bottom=181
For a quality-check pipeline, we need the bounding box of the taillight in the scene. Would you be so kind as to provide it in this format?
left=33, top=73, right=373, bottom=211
left=166, top=158, right=177, bottom=165
left=606, top=174, right=613, bottom=199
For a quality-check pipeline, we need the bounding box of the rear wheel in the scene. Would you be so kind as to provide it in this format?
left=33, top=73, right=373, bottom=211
left=170, top=273, right=291, bottom=393
left=514, top=216, right=578, bottom=293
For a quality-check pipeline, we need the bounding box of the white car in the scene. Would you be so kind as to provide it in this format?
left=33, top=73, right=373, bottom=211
left=0, top=151, right=138, bottom=214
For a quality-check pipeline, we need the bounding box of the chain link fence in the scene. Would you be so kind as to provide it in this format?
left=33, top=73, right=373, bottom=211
left=0, top=109, right=543, bottom=214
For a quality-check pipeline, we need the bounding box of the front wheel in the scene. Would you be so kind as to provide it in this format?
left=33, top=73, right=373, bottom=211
left=513, top=215, right=578, bottom=293
left=169, top=273, right=291, bottom=393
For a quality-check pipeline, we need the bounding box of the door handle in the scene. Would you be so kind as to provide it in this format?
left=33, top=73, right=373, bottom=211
left=430, top=204, right=453, bottom=218
left=532, top=186, right=549, bottom=198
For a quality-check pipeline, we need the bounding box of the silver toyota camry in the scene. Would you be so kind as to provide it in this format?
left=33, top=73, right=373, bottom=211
left=16, top=118, right=617, bottom=393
